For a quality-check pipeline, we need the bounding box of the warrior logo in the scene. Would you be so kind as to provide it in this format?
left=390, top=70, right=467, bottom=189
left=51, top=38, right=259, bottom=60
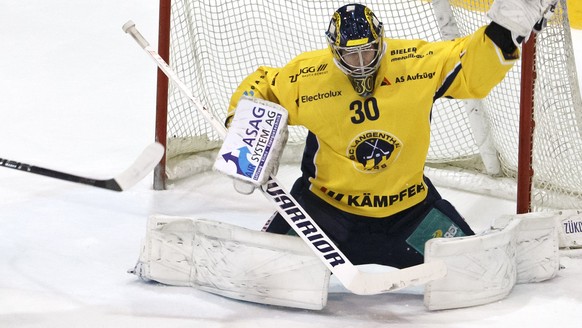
left=347, top=130, right=402, bottom=173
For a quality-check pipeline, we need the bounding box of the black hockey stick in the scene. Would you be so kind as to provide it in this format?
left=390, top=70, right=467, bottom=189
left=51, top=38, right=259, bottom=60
left=0, top=142, right=164, bottom=191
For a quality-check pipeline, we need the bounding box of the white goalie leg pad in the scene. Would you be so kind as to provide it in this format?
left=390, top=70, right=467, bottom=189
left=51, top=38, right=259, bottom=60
left=130, top=215, right=196, bottom=287
left=214, top=96, right=288, bottom=192
left=493, top=212, right=560, bottom=283
left=130, top=215, right=330, bottom=310
left=424, top=212, right=561, bottom=310
left=192, top=218, right=330, bottom=310
left=423, top=218, right=519, bottom=311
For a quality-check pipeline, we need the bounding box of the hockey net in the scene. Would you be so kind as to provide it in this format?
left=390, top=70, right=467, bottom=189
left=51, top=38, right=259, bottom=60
left=154, top=0, right=582, bottom=211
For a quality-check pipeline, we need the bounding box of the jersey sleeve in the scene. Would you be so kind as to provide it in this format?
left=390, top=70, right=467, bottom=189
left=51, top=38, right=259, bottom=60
left=226, top=66, right=281, bottom=127
left=434, top=25, right=519, bottom=100
left=227, top=50, right=322, bottom=127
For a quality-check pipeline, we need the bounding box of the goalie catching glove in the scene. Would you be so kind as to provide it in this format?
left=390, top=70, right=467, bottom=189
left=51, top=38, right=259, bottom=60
left=488, top=0, right=558, bottom=45
left=214, top=96, right=288, bottom=194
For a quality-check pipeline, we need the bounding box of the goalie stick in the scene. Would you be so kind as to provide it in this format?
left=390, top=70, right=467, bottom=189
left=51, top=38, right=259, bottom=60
left=123, top=20, right=447, bottom=295
left=0, top=142, right=164, bottom=191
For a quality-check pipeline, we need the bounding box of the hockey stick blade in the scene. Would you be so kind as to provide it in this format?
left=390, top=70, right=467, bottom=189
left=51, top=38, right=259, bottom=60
left=0, top=142, right=164, bottom=191
left=348, top=260, right=447, bottom=294
left=124, top=21, right=447, bottom=294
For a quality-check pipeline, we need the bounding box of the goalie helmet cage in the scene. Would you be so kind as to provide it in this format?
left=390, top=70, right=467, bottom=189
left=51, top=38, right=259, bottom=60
left=153, top=0, right=582, bottom=212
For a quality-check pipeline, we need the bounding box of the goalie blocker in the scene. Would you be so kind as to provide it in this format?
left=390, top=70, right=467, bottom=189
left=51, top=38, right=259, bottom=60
left=214, top=96, right=288, bottom=194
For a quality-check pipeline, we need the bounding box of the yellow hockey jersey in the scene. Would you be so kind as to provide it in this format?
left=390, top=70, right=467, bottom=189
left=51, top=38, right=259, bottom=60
left=227, top=26, right=517, bottom=218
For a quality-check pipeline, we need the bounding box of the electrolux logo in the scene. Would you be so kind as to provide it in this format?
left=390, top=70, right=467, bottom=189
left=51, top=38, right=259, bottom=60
left=300, top=90, right=342, bottom=103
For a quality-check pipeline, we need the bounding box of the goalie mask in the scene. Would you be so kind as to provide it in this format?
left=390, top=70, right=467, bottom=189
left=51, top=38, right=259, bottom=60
left=326, top=4, right=385, bottom=97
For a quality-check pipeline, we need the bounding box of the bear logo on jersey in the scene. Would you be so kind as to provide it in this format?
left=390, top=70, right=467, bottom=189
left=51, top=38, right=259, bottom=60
left=347, top=130, right=402, bottom=173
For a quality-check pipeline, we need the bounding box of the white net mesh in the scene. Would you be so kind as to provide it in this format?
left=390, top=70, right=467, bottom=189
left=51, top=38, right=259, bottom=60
left=161, top=0, right=582, bottom=210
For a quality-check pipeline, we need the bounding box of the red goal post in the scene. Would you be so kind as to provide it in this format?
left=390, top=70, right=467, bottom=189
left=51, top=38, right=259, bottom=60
left=153, top=0, right=582, bottom=213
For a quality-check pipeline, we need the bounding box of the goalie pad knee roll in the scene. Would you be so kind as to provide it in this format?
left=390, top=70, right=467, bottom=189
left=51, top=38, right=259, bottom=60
left=424, top=212, right=560, bottom=310
left=214, top=96, right=288, bottom=194
left=130, top=215, right=330, bottom=310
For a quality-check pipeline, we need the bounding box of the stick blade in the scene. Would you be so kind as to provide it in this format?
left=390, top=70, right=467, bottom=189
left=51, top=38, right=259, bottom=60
left=345, top=260, right=447, bottom=295
left=113, top=142, right=164, bottom=190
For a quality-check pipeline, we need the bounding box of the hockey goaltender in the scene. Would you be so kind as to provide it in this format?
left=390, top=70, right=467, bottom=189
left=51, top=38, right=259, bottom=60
left=126, top=0, right=579, bottom=311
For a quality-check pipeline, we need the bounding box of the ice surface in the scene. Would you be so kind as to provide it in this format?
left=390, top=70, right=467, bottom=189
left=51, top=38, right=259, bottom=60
left=1, top=2, right=582, bottom=327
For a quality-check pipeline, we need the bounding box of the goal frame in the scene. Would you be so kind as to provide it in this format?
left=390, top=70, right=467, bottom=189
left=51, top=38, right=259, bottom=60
left=517, top=35, right=536, bottom=214
left=152, top=0, right=567, bottom=214
left=153, top=0, right=171, bottom=190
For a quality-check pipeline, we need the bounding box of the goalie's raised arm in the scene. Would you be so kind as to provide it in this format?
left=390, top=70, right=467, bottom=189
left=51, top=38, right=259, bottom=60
left=214, top=96, right=288, bottom=194
left=488, top=0, right=558, bottom=45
